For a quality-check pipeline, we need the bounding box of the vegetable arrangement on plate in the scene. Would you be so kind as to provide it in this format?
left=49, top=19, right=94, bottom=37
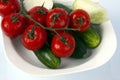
left=0, top=0, right=107, bottom=69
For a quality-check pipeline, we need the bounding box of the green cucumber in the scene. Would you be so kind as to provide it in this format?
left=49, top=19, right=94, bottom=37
left=78, top=26, right=101, bottom=48
left=53, top=3, right=72, bottom=14
left=69, top=31, right=88, bottom=59
left=34, top=46, right=61, bottom=69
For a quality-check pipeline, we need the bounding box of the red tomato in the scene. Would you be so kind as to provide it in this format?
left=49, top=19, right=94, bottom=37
left=21, top=25, right=47, bottom=51
left=27, top=6, right=48, bottom=26
left=46, top=8, right=69, bottom=33
left=1, top=13, right=26, bottom=38
left=0, top=0, right=20, bottom=17
left=69, top=9, right=90, bottom=32
left=51, top=32, right=75, bottom=57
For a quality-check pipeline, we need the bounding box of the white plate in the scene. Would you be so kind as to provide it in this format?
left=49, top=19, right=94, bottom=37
left=1, top=0, right=117, bottom=76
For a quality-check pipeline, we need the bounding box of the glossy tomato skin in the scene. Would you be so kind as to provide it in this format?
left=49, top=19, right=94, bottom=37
left=46, top=8, right=69, bottom=33
left=0, top=0, right=20, bottom=17
left=1, top=13, right=26, bottom=38
left=21, top=25, right=47, bottom=51
left=51, top=32, right=75, bottom=57
left=27, top=6, right=48, bottom=26
left=70, top=9, right=90, bottom=32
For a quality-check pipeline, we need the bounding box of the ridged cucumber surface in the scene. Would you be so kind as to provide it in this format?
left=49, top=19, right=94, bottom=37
left=53, top=3, right=72, bottom=14
left=78, top=26, right=101, bottom=48
left=69, top=31, right=88, bottom=59
left=34, top=46, right=61, bottom=69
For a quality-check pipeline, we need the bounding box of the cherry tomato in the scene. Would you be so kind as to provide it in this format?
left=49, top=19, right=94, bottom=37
left=51, top=32, right=75, bottom=57
left=27, top=6, right=48, bottom=26
left=0, top=0, right=20, bottom=17
left=1, top=13, right=26, bottom=38
left=69, top=9, right=90, bottom=32
left=46, top=8, right=69, bottom=33
left=21, top=25, right=47, bottom=51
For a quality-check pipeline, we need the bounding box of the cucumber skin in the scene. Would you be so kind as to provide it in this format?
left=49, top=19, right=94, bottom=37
left=53, top=3, right=72, bottom=14
left=78, top=26, right=101, bottom=48
left=34, top=46, right=61, bottom=69
left=69, top=31, right=87, bottom=59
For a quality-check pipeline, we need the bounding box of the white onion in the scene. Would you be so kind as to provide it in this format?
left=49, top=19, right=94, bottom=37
left=24, top=0, right=53, bottom=11
left=73, top=0, right=108, bottom=24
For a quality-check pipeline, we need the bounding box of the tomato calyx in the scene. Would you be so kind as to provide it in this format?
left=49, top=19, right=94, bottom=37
left=55, top=31, right=74, bottom=48
left=75, top=18, right=84, bottom=26
left=27, top=25, right=36, bottom=39
left=37, top=9, right=48, bottom=15
left=10, top=16, right=18, bottom=23
left=36, top=2, right=47, bottom=15
left=60, top=37, right=71, bottom=47
left=2, top=0, right=8, bottom=3
left=52, top=13, right=61, bottom=21
left=60, top=37, right=66, bottom=43
left=10, top=13, right=21, bottom=23
left=61, top=37, right=74, bottom=48
left=60, top=37, right=67, bottom=45
left=50, top=13, right=61, bottom=28
left=52, top=13, right=60, bottom=23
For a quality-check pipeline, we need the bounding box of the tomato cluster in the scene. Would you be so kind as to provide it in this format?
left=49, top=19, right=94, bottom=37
left=0, top=0, right=90, bottom=58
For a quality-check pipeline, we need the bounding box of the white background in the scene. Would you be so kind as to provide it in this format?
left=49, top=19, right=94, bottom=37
left=0, top=0, right=120, bottom=80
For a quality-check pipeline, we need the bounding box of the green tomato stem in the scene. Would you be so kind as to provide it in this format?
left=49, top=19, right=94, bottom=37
left=76, top=18, right=83, bottom=27
left=10, top=16, right=18, bottom=23
left=41, top=2, right=45, bottom=8
left=37, top=9, right=48, bottom=15
left=28, top=25, right=36, bottom=39
left=10, top=13, right=20, bottom=23
left=19, top=0, right=80, bottom=31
